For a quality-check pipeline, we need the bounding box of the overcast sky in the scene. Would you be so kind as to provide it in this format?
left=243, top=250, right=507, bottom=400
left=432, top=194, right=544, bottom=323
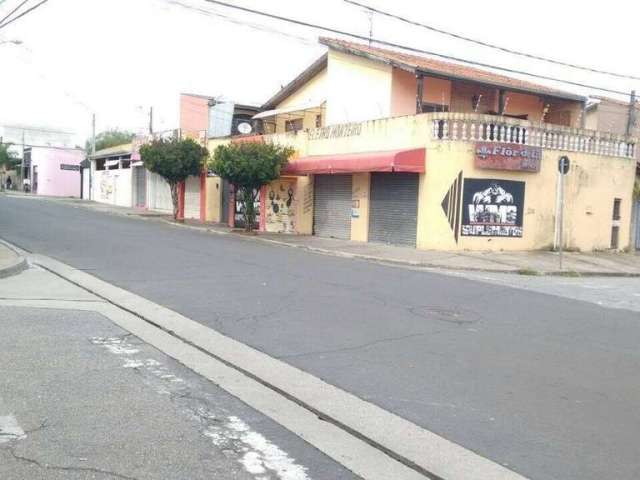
left=1, top=0, right=639, bottom=145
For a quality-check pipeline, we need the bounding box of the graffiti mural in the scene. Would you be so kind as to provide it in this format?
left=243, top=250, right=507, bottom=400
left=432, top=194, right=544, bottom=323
left=461, top=178, right=525, bottom=237
left=99, top=172, right=115, bottom=202
left=265, top=179, right=296, bottom=233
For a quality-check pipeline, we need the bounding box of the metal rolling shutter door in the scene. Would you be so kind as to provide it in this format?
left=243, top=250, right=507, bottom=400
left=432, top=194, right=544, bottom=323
left=313, top=175, right=352, bottom=239
left=369, top=173, right=419, bottom=247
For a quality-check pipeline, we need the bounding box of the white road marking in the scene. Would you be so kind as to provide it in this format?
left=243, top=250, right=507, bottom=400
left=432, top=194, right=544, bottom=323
left=0, top=415, right=26, bottom=444
left=92, top=335, right=308, bottom=480
left=204, top=416, right=310, bottom=480
left=90, top=336, right=140, bottom=355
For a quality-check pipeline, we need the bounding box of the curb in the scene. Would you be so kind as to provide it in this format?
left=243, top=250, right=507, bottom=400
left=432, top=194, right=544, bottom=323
left=28, top=249, right=527, bottom=480
left=157, top=219, right=640, bottom=278
left=0, top=243, right=28, bottom=279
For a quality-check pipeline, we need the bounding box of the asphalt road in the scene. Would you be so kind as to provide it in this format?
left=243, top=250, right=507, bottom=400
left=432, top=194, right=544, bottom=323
left=2, top=195, right=640, bottom=480
left=0, top=302, right=357, bottom=480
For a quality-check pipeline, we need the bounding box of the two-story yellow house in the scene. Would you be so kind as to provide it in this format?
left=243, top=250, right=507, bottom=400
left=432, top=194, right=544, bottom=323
left=210, top=37, right=637, bottom=252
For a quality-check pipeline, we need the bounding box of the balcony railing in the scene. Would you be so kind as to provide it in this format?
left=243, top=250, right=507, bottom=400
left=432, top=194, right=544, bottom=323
left=430, top=113, right=636, bottom=159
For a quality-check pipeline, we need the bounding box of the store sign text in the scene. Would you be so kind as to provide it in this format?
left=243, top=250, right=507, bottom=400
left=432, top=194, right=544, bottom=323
left=475, top=142, right=541, bottom=172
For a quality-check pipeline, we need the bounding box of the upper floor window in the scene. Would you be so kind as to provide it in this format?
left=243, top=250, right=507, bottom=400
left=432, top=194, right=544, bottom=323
left=285, top=118, right=304, bottom=132
left=421, top=102, right=449, bottom=113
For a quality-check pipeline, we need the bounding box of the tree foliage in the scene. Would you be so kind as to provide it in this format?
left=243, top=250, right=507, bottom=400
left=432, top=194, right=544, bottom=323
left=0, top=143, right=19, bottom=171
left=210, top=142, right=293, bottom=231
left=86, top=129, right=135, bottom=153
left=140, top=138, right=209, bottom=220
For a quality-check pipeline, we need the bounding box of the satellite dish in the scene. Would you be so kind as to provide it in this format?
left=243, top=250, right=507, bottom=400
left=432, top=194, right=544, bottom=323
left=237, top=122, right=252, bottom=135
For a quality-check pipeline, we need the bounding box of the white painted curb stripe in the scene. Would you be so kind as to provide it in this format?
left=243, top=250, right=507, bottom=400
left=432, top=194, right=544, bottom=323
left=26, top=251, right=527, bottom=480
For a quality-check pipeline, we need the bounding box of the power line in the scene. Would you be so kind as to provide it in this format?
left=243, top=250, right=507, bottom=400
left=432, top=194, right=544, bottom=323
left=196, top=0, right=635, bottom=97
left=345, top=0, right=640, bottom=83
left=165, top=0, right=316, bottom=46
left=0, top=0, right=30, bottom=26
left=0, top=0, right=50, bottom=30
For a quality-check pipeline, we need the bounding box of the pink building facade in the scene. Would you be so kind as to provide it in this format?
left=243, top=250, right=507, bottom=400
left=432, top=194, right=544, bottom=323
left=29, top=146, right=84, bottom=197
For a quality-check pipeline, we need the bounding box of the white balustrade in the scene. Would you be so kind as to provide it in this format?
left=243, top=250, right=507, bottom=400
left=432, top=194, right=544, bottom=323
left=430, top=113, right=636, bottom=159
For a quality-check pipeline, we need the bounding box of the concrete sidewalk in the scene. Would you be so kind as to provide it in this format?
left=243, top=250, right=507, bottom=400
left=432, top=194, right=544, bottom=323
left=9, top=194, right=640, bottom=277
left=176, top=220, right=640, bottom=277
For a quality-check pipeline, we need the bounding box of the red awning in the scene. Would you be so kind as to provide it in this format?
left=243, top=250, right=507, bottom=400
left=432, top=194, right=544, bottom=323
left=283, top=148, right=425, bottom=175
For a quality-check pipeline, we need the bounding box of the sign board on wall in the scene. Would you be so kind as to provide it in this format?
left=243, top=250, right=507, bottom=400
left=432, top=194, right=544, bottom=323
left=461, top=178, right=525, bottom=238
left=475, top=143, right=541, bottom=172
left=60, top=164, right=80, bottom=171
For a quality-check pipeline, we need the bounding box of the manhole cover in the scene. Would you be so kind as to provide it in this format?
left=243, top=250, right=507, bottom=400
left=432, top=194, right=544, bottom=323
left=408, top=306, right=480, bottom=325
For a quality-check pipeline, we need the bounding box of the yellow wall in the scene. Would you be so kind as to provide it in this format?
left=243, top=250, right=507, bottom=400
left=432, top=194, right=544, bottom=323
left=351, top=173, right=370, bottom=241
left=206, top=114, right=635, bottom=251
left=419, top=139, right=636, bottom=251
left=265, top=178, right=297, bottom=233
left=205, top=176, right=222, bottom=222
left=295, top=175, right=314, bottom=235
left=325, top=50, right=392, bottom=125
left=275, top=69, right=328, bottom=133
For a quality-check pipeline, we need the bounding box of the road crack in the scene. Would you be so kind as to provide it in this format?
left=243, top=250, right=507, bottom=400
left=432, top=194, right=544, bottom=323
left=278, top=331, right=444, bottom=359
left=9, top=446, right=139, bottom=480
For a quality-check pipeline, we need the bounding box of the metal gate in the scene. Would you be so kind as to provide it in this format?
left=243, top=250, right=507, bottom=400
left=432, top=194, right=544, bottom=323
left=313, top=175, right=352, bottom=239
left=81, top=168, right=90, bottom=199
left=368, top=173, right=419, bottom=247
left=184, top=175, right=200, bottom=219
left=222, top=180, right=230, bottom=224
left=134, top=166, right=146, bottom=207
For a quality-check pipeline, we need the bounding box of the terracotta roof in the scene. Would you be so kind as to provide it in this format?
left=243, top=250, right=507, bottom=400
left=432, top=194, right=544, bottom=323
left=320, top=37, right=585, bottom=102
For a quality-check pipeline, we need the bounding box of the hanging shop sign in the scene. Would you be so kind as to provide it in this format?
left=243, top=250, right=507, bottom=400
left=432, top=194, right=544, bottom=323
left=461, top=178, right=525, bottom=238
left=475, top=142, right=541, bottom=172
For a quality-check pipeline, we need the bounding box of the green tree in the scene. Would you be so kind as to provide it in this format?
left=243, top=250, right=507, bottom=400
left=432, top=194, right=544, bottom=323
left=86, top=129, right=135, bottom=153
left=210, top=142, right=293, bottom=232
left=140, top=138, right=208, bottom=220
left=0, top=143, right=18, bottom=169
left=0, top=143, right=19, bottom=190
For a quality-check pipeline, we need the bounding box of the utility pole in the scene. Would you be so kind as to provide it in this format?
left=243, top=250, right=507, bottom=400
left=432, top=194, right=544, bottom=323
left=20, top=129, right=25, bottom=189
left=149, top=107, right=154, bottom=135
left=90, top=113, right=96, bottom=200
left=91, top=113, right=96, bottom=155
left=626, top=90, right=636, bottom=137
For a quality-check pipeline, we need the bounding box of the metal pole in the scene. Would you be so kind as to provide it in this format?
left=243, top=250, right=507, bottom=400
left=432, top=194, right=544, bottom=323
left=149, top=106, right=154, bottom=135
left=20, top=130, right=25, bottom=191
left=626, top=90, right=636, bottom=137
left=90, top=113, right=96, bottom=200
left=91, top=113, right=96, bottom=155
left=558, top=167, right=564, bottom=271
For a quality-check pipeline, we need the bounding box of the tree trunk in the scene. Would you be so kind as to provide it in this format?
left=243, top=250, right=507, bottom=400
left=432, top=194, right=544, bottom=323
left=240, top=186, right=258, bottom=232
left=169, top=181, right=179, bottom=221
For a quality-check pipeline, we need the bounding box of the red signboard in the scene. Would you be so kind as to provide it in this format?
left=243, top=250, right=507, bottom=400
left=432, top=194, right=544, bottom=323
left=475, top=143, right=541, bottom=172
